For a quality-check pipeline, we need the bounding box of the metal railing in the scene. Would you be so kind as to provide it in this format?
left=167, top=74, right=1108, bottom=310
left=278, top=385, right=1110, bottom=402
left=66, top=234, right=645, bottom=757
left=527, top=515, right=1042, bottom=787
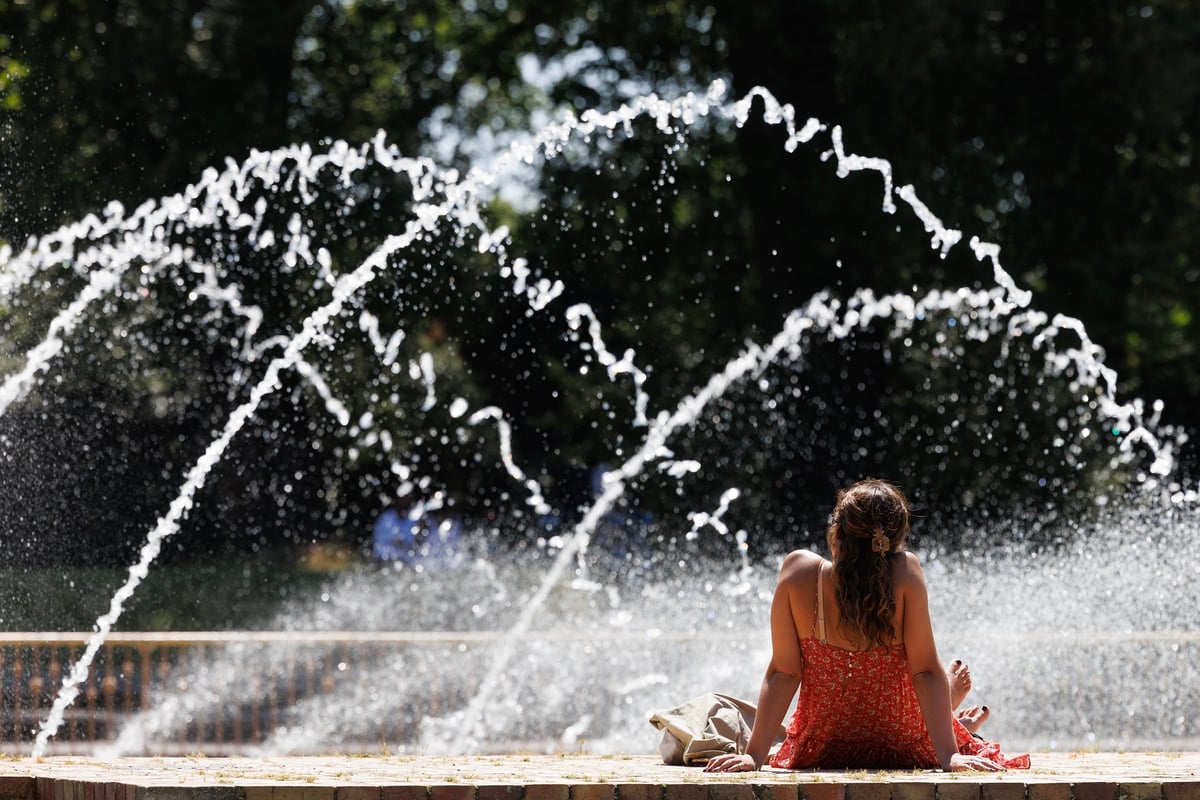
left=0, top=631, right=509, bottom=754
left=0, top=630, right=758, bottom=756
left=6, top=630, right=1196, bottom=756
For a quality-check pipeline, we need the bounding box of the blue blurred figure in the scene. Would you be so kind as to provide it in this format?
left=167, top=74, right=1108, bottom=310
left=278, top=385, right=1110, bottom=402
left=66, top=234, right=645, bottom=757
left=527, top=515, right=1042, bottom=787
left=587, top=463, right=654, bottom=573
left=372, top=489, right=465, bottom=571
left=421, top=509, right=465, bottom=570
left=372, top=489, right=422, bottom=562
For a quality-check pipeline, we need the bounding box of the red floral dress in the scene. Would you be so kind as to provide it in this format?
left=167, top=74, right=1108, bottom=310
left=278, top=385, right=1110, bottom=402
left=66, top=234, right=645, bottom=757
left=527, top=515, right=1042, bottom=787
left=769, top=570, right=1030, bottom=771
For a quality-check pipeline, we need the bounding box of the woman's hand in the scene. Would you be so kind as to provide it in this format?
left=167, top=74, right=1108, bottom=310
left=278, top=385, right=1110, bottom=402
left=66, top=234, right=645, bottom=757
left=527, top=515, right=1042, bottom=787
left=946, top=753, right=1006, bottom=772
left=702, top=753, right=759, bottom=772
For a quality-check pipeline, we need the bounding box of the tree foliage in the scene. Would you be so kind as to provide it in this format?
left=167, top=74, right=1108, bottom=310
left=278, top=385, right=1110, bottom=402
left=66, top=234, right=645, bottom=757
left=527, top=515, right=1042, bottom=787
left=1, top=0, right=1197, bottom=566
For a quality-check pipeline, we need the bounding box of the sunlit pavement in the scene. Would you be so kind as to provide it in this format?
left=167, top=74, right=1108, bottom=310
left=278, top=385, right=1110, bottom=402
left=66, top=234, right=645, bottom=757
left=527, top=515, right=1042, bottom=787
left=0, top=754, right=1198, bottom=800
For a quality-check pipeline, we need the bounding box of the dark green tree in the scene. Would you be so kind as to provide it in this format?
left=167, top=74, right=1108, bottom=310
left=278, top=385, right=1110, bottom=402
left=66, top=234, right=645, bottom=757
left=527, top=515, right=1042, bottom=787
left=1, top=0, right=1197, bottom=566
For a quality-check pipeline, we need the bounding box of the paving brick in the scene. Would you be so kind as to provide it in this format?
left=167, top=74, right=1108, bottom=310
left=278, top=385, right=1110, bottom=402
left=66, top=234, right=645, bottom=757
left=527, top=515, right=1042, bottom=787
left=662, top=786, right=707, bottom=800
left=1162, top=785, right=1200, bottom=800
left=0, top=776, right=35, bottom=800
left=335, top=788, right=381, bottom=800
left=844, top=783, right=891, bottom=800
left=614, top=784, right=662, bottom=800
left=706, top=785, right=755, bottom=800
left=242, top=789, right=336, bottom=800
left=1073, top=785, right=1118, bottom=800
left=137, top=791, right=244, bottom=800
left=796, top=785, right=845, bottom=800
left=1117, top=785, right=1162, bottom=800
left=980, top=783, right=1026, bottom=800
left=1027, top=785, right=1070, bottom=800
left=478, top=787, right=523, bottom=800
left=570, top=786, right=615, bottom=800
left=136, top=790, right=246, bottom=800
left=663, top=786, right=705, bottom=800
left=750, top=784, right=798, bottom=800
left=380, top=787, right=429, bottom=800
left=936, top=785, right=981, bottom=800
left=46, top=779, right=65, bottom=800
left=892, top=784, right=935, bottom=800
left=429, top=786, right=475, bottom=800
left=524, top=786, right=568, bottom=800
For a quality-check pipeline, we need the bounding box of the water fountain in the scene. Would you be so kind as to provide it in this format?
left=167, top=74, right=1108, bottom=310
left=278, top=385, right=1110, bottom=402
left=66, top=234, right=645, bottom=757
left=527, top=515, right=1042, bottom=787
left=1, top=79, right=1196, bottom=758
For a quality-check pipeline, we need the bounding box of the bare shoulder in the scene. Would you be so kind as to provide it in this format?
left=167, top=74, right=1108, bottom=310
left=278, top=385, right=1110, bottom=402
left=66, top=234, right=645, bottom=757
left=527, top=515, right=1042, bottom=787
left=778, top=548, right=823, bottom=584
left=891, top=551, right=928, bottom=589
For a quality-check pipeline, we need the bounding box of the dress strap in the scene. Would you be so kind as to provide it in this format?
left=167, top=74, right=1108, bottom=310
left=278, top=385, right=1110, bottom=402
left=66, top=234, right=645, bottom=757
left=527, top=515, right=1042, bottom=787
left=816, top=562, right=827, bottom=644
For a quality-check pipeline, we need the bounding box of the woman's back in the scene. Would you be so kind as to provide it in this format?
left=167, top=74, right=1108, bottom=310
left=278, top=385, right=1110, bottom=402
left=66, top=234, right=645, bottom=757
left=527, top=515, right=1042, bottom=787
left=704, top=479, right=1028, bottom=773
left=778, top=549, right=920, bottom=652
left=768, top=546, right=1027, bottom=771
left=774, top=637, right=942, bottom=768
left=769, top=549, right=945, bottom=768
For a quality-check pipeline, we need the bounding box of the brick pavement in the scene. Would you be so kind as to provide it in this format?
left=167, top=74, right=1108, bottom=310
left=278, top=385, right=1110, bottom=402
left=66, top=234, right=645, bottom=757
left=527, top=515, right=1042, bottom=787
left=0, top=754, right=1196, bottom=800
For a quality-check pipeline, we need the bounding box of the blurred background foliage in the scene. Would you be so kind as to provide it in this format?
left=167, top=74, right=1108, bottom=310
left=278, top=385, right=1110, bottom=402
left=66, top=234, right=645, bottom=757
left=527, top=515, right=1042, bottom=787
left=0, top=0, right=1198, bottom=573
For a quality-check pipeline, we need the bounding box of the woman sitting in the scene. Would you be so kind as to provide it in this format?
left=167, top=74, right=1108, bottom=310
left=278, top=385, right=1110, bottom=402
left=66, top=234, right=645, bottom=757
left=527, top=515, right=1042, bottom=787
left=704, top=479, right=1029, bottom=772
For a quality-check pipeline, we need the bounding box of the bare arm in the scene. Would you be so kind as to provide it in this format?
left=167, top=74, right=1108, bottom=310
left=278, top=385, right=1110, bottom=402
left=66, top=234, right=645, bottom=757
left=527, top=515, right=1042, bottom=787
left=900, top=553, right=1003, bottom=772
left=704, top=552, right=808, bottom=771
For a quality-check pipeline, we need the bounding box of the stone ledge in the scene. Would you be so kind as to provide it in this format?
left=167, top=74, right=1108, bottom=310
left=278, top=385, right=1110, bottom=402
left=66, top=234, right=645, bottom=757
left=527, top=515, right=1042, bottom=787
left=0, top=755, right=1195, bottom=800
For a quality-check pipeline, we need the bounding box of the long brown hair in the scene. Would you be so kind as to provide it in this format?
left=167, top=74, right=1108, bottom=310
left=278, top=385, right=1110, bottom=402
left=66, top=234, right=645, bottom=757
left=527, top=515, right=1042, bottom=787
left=825, top=479, right=911, bottom=649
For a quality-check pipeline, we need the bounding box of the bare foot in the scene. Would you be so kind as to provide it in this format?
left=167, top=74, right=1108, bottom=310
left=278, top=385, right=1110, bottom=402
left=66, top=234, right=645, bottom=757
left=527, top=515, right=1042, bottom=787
left=956, top=704, right=991, bottom=734
left=948, top=659, right=972, bottom=709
